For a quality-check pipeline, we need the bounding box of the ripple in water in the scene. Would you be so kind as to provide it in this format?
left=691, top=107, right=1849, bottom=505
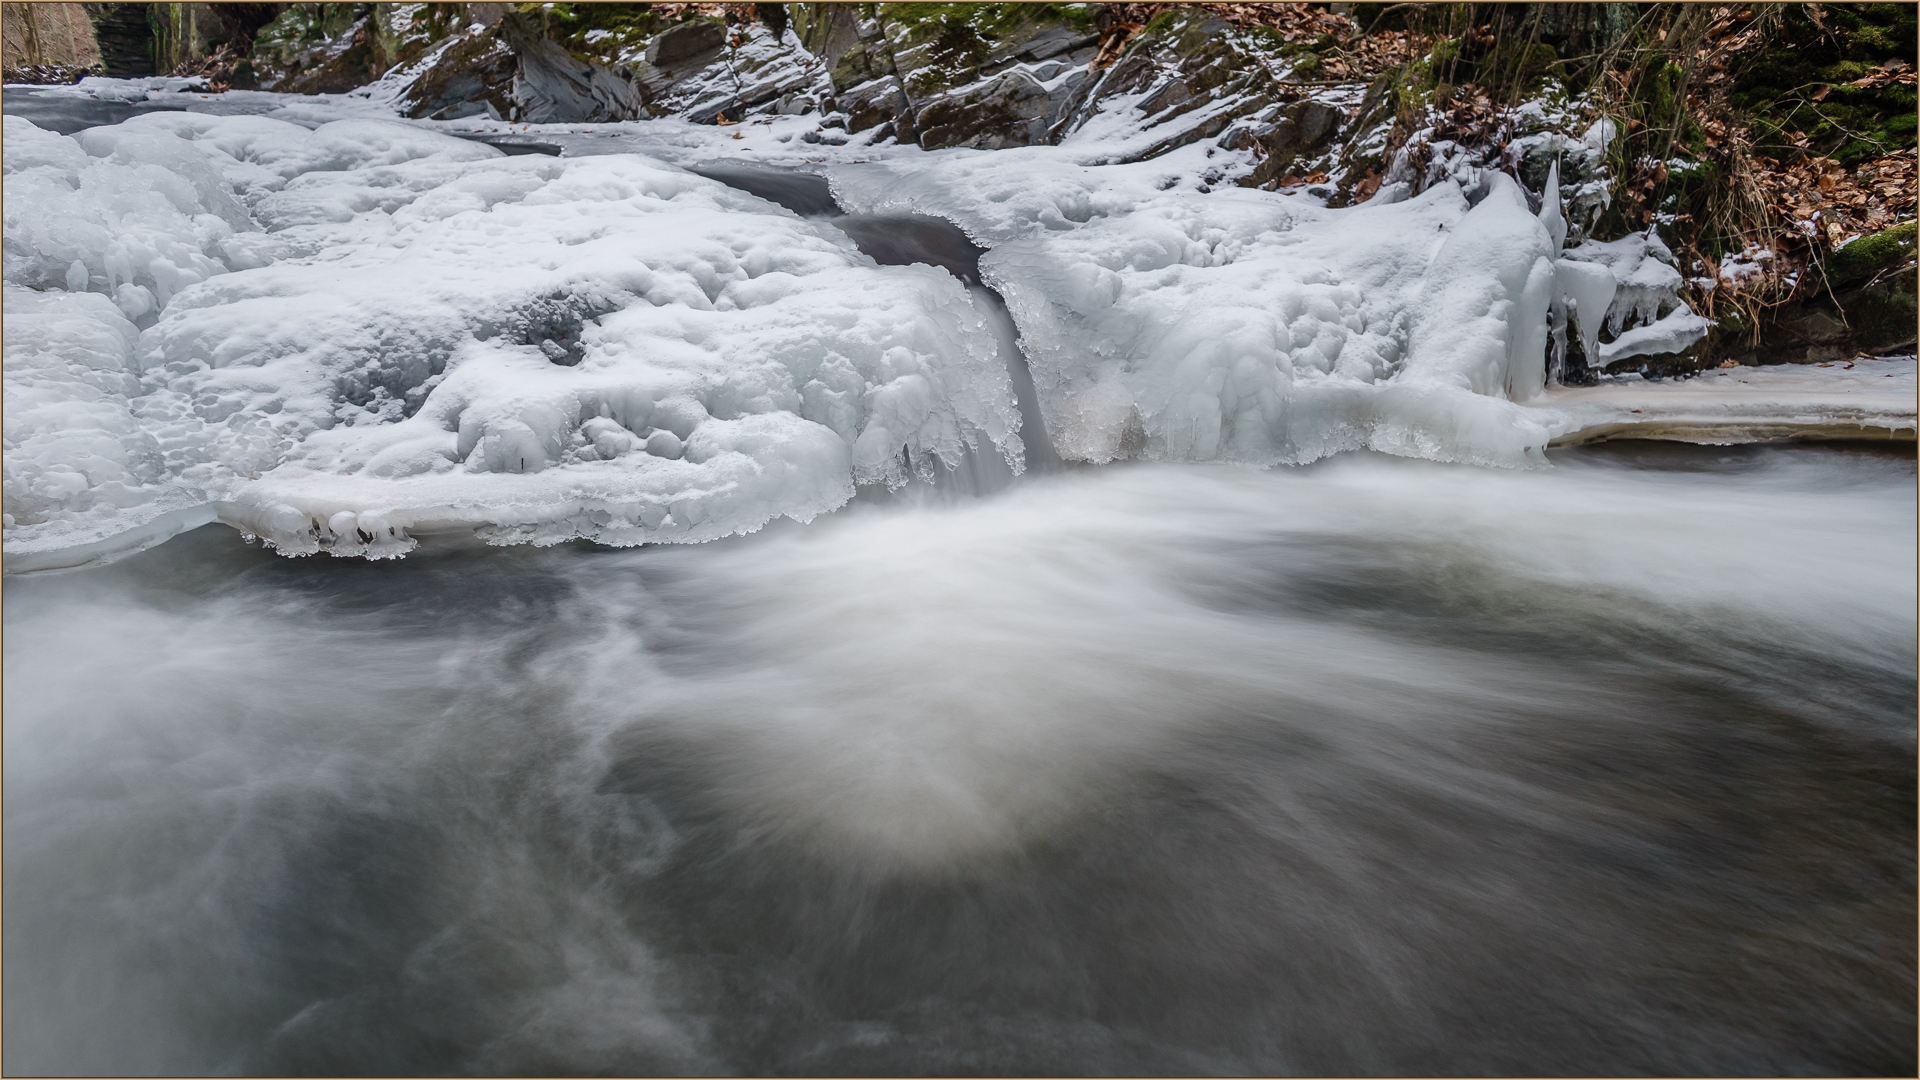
left=4, top=445, right=1914, bottom=1075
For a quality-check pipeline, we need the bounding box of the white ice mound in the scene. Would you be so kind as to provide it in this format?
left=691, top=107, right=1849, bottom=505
left=4, top=115, right=1020, bottom=563
left=833, top=152, right=1569, bottom=466
left=830, top=148, right=1706, bottom=468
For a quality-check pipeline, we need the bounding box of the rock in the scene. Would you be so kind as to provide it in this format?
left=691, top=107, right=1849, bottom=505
left=400, top=29, right=517, bottom=122
left=504, top=14, right=647, bottom=123
left=87, top=3, right=157, bottom=77
left=879, top=5, right=1097, bottom=98
left=645, top=19, right=725, bottom=67
left=1731, top=265, right=1919, bottom=366
left=790, top=2, right=864, bottom=72
left=755, top=3, right=789, bottom=39
left=916, top=68, right=1086, bottom=150
left=252, top=6, right=380, bottom=94
left=839, top=75, right=914, bottom=135
left=1825, top=221, right=1917, bottom=289
left=1228, top=100, right=1345, bottom=187
left=1052, top=11, right=1296, bottom=162
left=679, top=23, right=818, bottom=124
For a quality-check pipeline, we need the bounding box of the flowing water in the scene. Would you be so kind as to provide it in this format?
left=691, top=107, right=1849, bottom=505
left=5, top=443, right=1915, bottom=1076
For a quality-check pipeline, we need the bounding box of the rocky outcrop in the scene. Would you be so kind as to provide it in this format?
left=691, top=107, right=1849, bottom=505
left=1721, top=223, right=1919, bottom=366
left=502, top=13, right=646, bottom=123
left=400, top=26, right=516, bottom=121
left=253, top=3, right=486, bottom=95
left=914, top=68, right=1081, bottom=150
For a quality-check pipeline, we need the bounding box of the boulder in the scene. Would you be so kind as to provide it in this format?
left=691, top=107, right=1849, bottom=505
left=504, top=14, right=647, bottom=123
left=644, top=19, right=724, bottom=67
left=915, top=69, right=1081, bottom=151
left=1226, top=99, right=1345, bottom=188
left=400, top=30, right=517, bottom=121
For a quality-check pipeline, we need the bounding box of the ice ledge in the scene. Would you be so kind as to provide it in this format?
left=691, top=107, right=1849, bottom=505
left=3, top=503, right=222, bottom=575
left=1534, top=357, right=1918, bottom=446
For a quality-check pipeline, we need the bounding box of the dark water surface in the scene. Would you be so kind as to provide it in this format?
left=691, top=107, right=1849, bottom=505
left=4, top=445, right=1914, bottom=1075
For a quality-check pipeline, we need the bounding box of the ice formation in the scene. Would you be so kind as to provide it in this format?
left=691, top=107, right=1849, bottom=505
left=5, top=111, right=1020, bottom=566
left=3, top=86, right=1740, bottom=566
left=834, top=146, right=1587, bottom=467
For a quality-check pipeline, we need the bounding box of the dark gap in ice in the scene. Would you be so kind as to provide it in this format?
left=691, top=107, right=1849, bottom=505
left=1, top=87, right=190, bottom=134
left=694, top=162, right=1061, bottom=474
left=446, top=134, right=563, bottom=157
left=689, top=165, right=839, bottom=217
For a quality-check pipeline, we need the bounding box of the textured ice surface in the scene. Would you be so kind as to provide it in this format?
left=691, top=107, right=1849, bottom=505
left=0, top=87, right=1758, bottom=566
left=4, top=112, right=1019, bottom=563
left=831, top=147, right=1575, bottom=467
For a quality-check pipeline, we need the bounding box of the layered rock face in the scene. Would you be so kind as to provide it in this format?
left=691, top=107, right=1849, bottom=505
left=237, top=3, right=1367, bottom=188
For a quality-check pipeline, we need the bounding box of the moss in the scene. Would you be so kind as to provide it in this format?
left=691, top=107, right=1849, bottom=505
left=1730, top=2, right=1917, bottom=166
left=872, top=3, right=1100, bottom=96
left=516, top=3, right=672, bottom=62
left=1825, top=221, right=1918, bottom=288
left=254, top=3, right=365, bottom=58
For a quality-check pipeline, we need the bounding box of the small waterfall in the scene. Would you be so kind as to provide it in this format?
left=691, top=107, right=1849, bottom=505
left=692, top=163, right=1064, bottom=498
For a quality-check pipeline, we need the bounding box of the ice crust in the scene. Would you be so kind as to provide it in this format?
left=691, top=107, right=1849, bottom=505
left=5, top=92, right=1731, bottom=564
left=830, top=148, right=1579, bottom=467
left=5, top=112, right=1020, bottom=560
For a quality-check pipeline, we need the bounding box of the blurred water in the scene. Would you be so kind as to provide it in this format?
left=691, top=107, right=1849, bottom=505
left=5, top=444, right=1914, bottom=1076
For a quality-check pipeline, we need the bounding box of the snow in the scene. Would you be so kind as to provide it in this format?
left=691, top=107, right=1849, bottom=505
left=2, top=79, right=1885, bottom=568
